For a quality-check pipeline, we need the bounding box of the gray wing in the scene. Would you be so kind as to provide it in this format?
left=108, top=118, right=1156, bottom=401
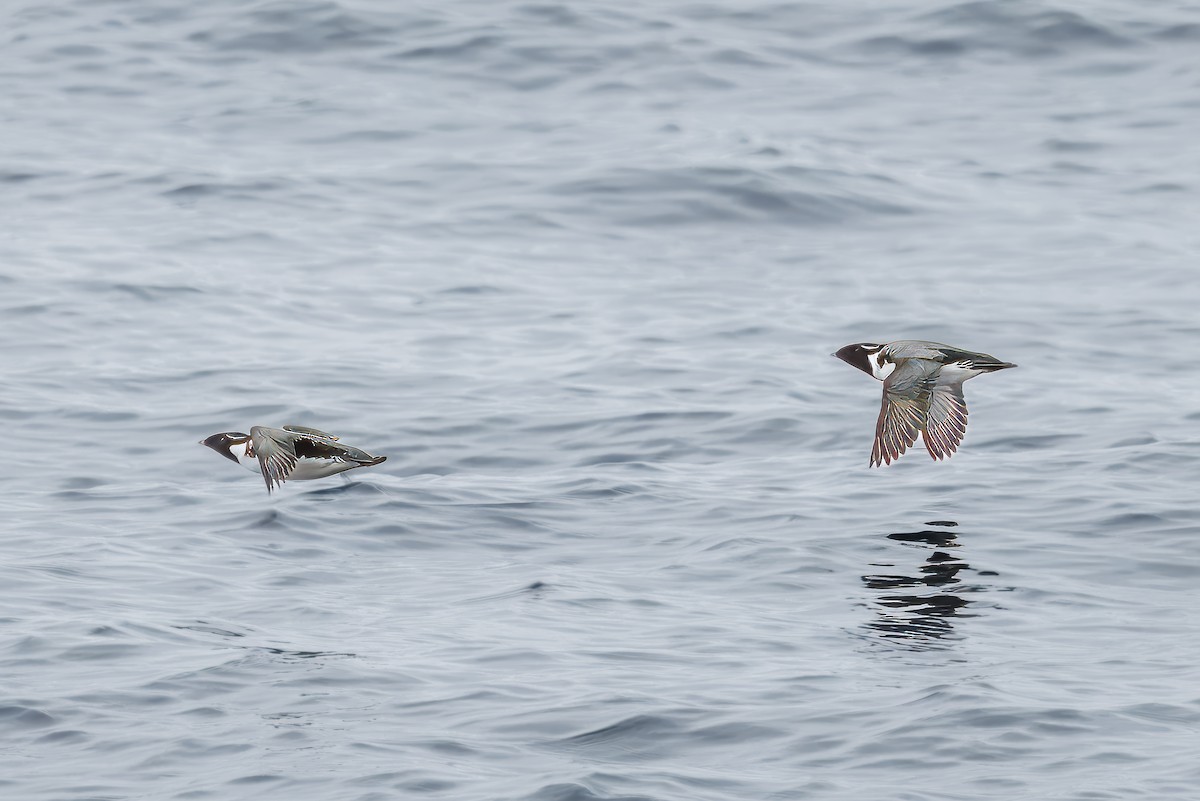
left=250, top=426, right=300, bottom=492
left=886, top=340, right=1011, bottom=368
left=922, top=382, right=968, bottom=460
left=881, top=341, right=954, bottom=361
left=871, top=359, right=940, bottom=467
left=282, top=425, right=339, bottom=441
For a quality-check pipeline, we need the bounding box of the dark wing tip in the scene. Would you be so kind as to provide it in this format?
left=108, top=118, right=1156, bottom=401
left=869, top=441, right=896, bottom=467
left=261, top=462, right=285, bottom=492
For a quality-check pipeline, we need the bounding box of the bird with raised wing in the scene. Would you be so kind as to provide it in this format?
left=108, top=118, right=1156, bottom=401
left=201, top=425, right=387, bottom=491
left=833, top=341, right=1016, bottom=467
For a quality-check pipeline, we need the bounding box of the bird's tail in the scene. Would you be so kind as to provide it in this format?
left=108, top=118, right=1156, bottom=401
left=342, top=446, right=387, bottom=466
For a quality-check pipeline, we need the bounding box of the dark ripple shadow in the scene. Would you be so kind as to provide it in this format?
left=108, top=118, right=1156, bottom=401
left=166, top=621, right=357, bottom=665
left=861, top=521, right=998, bottom=650
left=298, top=480, right=386, bottom=498
left=464, top=580, right=554, bottom=605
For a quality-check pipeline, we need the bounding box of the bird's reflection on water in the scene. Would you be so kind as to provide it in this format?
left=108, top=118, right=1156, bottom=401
left=862, top=521, right=995, bottom=650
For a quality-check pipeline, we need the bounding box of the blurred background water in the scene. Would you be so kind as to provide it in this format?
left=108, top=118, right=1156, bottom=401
left=2, top=1, right=1199, bottom=799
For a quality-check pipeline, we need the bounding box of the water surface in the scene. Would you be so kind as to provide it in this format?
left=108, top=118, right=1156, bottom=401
left=2, top=1, right=1199, bottom=799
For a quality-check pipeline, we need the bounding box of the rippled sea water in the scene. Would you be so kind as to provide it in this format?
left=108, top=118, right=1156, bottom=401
left=3, top=1, right=1200, bottom=799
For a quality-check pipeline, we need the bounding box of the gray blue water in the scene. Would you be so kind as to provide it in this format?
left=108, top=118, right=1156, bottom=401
left=3, top=1, right=1200, bottom=799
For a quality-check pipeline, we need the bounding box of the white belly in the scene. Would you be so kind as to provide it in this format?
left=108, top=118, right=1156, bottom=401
left=235, top=442, right=355, bottom=481
left=286, top=458, right=356, bottom=481
left=938, top=363, right=982, bottom=383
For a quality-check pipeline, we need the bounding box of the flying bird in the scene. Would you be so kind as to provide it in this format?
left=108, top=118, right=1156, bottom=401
left=201, top=425, right=387, bottom=491
left=833, top=341, right=1016, bottom=467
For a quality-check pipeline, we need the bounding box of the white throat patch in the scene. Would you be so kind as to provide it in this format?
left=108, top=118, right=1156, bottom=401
left=233, top=442, right=259, bottom=473
left=871, top=353, right=896, bottom=381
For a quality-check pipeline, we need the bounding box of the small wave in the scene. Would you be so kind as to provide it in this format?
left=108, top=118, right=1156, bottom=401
left=526, top=782, right=660, bottom=801
left=847, top=3, right=1141, bottom=62
left=73, top=280, right=203, bottom=301
left=975, top=433, right=1081, bottom=451
left=162, top=180, right=288, bottom=200
left=0, top=171, right=45, bottom=183
left=0, top=706, right=55, bottom=729
left=1044, top=138, right=1105, bottom=152
left=555, top=712, right=783, bottom=762
left=193, top=5, right=398, bottom=54
left=549, top=166, right=913, bottom=227
left=921, top=4, right=1134, bottom=51
left=556, top=713, right=682, bottom=759
left=302, top=128, right=417, bottom=144
left=392, top=34, right=503, bottom=61
left=1155, top=23, right=1200, bottom=42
